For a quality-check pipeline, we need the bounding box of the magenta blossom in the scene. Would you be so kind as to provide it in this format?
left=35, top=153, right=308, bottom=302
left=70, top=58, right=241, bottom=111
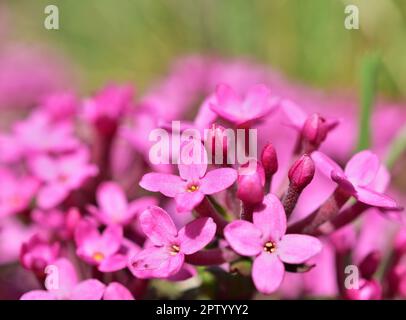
left=74, top=219, right=131, bottom=272
left=313, top=150, right=399, bottom=209
left=20, top=258, right=105, bottom=300
left=210, top=83, right=278, bottom=126
left=0, top=169, right=38, bottom=217
left=29, top=149, right=98, bottom=209
left=88, top=181, right=157, bottom=226
left=140, top=142, right=237, bottom=213
left=129, top=206, right=216, bottom=278
left=14, top=112, right=79, bottom=154
left=20, top=235, right=60, bottom=276
left=103, top=282, right=134, bottom=300
left=224, top=194, right=322, bottom=294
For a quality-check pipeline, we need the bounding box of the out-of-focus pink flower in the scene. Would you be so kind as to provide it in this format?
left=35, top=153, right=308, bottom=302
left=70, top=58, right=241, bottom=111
left=13, top=112, right=79, bottom=154
left=345, top=279, right=382, bottom=300
left=40, top=92, right=77, bottom=122
left=224, top=194, right=322, bottom=294
left=103, top=282, right=134, bottom=300
left=129, top=206, right=216, bottom=278
left=88, top=181, right=157, bottom=226
left=210, top=83, right=278, bottom=126
left=0, top=169, right=38, bottom=218
left=20, top=258, right=105, bottom=300
left=29, top=149, right=98, bottom=209
left=20, top=235, right=60, bottom=276
left=83, top=84, right=134, bottom=135
left=140, top=141, right=237, bottom=213
left=0, top=133, right=23, bottom=164
left=74, top=219, right=128, bottom=272
left=0, top=217, right=37, bottom=265
left=314, top=150, right=399, bottom=209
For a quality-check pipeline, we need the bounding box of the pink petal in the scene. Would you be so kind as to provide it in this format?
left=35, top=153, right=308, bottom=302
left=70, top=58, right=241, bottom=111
left=127, top=196, right=158, bottom=220
left=252, top=252, right=285, bottom=294
left=224, top=220, right=263, bottom=256
left=355, top=186, right=399, bottom=209
left=99, top=225, right=123, bottom=256
left=70, top=279, right=106, bottom=300
left=243, top=84, right=274, bottom=118
left=345, top=151, right=379, bottom=186
left=199, top=168, right=237, bottom=194
left=175, top=191, right=205, bottom=213
left=139, top=206, right=178, bottom=245
left=139, top=173, right=185, bottom=197
left=104, top=282, right=134, bottom=300
left=167, top=264, right=197, bottom=282
left=74, top=219, right=100, bottom=250
left=215, top=83, right=240, bottom=108
left=178, top=140, right=208, bottom=181
left=129, top=247, right=184, bottom=279
left=178, top=217, right=216, bottom=254
left=37, top=184, right=68, bottom=209
left=280, top=99, right=308, bottom=130
left=253, top=194, right=286, bottom=242
left=311, top=151, right=344, bottom=179
left=277, top=234, right=322, bottom=264
left=20, top=290, right=56, bottom=300
left=98, top=254, right=128, bottom=272
left=48, top=258, right=79, bottom=298
left=97, top=182, right=128, bottom=221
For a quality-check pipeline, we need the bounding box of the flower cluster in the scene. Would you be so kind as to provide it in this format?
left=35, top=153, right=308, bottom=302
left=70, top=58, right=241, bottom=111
left=0, top=56, right=405, bottom=300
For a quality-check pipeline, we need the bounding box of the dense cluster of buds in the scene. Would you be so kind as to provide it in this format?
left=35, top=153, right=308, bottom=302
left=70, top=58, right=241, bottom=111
left=0, top=56, right=405, bottom=300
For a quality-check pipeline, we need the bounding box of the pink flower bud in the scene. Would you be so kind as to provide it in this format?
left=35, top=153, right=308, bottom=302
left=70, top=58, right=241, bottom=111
left=65, top=207, right=82, bottom=238
left=359, top=251, right=381, bottom=279
left=261, top=143, right=278, bottom=178
left=20, top=235, right=60, bottom=277
left=288, top=154, right=315, bottom=189
left=345, top=279, right=382, bottom=300
left=237, top=161, right=265, bottom=206
left=301, top=113, right=338, bottom=152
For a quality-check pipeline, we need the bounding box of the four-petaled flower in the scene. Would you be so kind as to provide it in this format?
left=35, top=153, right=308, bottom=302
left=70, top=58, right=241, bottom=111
left=313, top=150, right=399, bottom=209
left=88, top=181, right=157, bottom=225
left=140, top=141, right=237, bottom=213
left=210, top=83, right=279, bottom=127
left=224, top=194, right=322, bottom=294
left=129, top=206, right=216, bottom=278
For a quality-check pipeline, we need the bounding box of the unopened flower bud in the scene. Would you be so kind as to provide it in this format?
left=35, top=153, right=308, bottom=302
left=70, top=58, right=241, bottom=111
left=301, top=113, right=337, bottom=152
left=345, top=279, right=382, bottom=300
left=359, top=251, right=381, bottom=279
left=20, top=235, right=60, bottom=277
left=261, top=143, right=278, bottom=178
left=237, top=160, right=265, bottom=206
left=288, top=154, right=315, bottom=190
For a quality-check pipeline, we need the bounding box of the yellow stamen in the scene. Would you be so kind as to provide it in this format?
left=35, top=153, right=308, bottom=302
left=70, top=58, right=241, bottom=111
left=187, top=185, right=199, bottom=192
left=264, top=242, right=276, bottom=253
left=93, top=252, right=105, bottom=262
left=170, top=245, right=180, bottom=255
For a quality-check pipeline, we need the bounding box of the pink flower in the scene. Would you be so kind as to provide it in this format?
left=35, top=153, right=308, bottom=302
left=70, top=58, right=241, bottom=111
left=84, top=84, right=134, bottom=135
left=74, top=219, right=130, bottom=272
left=88, top=181, right=157, bottom=225
left=13, top=112, right=79, bottom=154
left=0, top=169, right=38, bottom=217
left=224, top=194, right=322, bottom=294
left=20, top=235, right=60, bottom=276
left=20, top=258, right=105, bottom=300
left=140, top=141, right=237, bottom=213
left=40, top=92, right=77, bottom=122
left=210, top=83, right=278, bottom=126
left=313, top=150, right=399, bottom=209
left=129, top=206, right=216, bottom=278
left=103, top=282, right=134, bottom=300
left=345, top=279, right=382, bottom=300
left=29, top=149, right=98, bottom=209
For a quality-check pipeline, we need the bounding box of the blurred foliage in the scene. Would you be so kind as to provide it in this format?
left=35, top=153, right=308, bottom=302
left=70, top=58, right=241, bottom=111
left=4, top=0, right=406, bottom=99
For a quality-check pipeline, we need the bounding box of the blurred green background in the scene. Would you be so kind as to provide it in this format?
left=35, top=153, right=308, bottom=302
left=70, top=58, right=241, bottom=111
left=4, top=0, right=406, bottom=98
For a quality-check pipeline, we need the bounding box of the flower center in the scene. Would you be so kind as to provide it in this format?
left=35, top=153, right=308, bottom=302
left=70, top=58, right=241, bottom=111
left=92, top=252, right=105, bottom=262
left=263, top=241, right=277, bottom=253
left=187, top=184, right=199, bottom=192
left=170, top=244, right=180, bottom=255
